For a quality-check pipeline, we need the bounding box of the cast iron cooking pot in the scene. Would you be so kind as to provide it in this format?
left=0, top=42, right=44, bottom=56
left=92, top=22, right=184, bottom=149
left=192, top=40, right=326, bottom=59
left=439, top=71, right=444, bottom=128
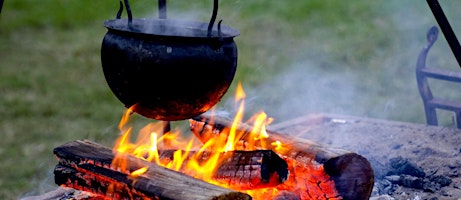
left=101, top=18, right=239, bottom=121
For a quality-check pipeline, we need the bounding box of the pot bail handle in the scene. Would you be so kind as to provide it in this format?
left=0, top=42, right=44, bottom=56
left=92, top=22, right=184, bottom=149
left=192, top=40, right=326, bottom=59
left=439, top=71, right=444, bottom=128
left=116, top=0, right=219, bottom=33
left=116, top=0, right=133, bottom=27
left=209, top=19, right=224, bottom=51
left=158, top=0, right=167, bottom=19
left=207, top=0, right=219, bottom=37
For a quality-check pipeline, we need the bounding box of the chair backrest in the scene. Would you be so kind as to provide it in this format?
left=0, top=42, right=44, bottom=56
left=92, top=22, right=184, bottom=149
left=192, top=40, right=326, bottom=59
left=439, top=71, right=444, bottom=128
left=416, top=26, right=461, bottom=128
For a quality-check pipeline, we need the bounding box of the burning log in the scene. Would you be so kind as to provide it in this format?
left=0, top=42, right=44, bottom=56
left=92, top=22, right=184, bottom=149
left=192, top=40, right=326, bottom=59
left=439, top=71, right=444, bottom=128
left=190, top=115, right=374, bottom=200
left=53, top=140, right=252, bottom=200
left=158, top=149, right=288, bottom=190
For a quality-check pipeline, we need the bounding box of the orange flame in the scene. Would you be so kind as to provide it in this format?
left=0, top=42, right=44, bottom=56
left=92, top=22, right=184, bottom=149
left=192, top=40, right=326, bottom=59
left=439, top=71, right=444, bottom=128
left=111, top=83, right=274, bottom=177
left=109, top=82, right=335, bottom=199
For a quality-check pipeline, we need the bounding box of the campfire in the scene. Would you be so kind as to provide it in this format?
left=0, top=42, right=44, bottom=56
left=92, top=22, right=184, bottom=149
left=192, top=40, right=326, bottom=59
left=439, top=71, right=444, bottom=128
left=53, top=83, right=374, bottom=200
left=50, top=0, right=374, bottom=199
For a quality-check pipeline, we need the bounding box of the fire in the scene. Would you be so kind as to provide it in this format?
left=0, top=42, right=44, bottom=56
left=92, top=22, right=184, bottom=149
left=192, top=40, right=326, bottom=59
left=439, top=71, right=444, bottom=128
left=109, top=82, right=338, bottom=199
left=112, top=82, right=273, bottom=170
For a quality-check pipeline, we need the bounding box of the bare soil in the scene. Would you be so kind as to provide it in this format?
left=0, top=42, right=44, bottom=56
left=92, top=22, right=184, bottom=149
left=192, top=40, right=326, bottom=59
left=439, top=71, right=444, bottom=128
left=269, top=113, right=461, bottom=200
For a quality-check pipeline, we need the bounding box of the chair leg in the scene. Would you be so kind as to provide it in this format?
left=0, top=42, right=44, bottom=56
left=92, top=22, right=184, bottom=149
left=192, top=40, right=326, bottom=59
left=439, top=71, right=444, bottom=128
left=425, top=106, right=438, bottom=126
left=455, top=111, right=461, bottom=129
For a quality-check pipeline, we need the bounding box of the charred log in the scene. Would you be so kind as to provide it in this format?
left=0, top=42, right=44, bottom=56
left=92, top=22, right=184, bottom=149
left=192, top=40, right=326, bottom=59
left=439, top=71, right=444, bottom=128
left=158, top=149, right=288, bottom=190
left=190, top=115, right=374, bottom=200
left=53, top=140, right=252, bottom=200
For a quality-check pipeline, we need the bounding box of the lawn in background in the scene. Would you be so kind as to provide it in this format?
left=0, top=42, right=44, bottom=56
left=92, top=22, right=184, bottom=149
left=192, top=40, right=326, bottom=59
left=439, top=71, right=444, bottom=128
left=1, top=1, right=461, bottom=199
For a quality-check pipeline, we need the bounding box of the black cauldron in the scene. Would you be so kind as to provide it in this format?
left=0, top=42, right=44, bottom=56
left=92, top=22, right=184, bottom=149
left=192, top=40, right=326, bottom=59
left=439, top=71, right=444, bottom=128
left=101, top=15, right=239, bottom=121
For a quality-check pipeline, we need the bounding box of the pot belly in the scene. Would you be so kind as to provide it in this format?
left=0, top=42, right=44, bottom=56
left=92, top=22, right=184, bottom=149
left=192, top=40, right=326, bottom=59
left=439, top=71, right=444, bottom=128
left=101, top=30, right=238, bottom=121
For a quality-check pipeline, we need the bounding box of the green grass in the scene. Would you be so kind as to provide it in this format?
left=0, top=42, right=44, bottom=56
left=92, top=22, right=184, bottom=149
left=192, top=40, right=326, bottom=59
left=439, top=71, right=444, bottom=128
left=1, top=1, right=461, bottom=199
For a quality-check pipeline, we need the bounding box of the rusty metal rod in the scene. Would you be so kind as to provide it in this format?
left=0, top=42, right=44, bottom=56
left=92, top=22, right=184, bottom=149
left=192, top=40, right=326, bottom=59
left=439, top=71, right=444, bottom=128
left=426, top=0, right=461, bottom=68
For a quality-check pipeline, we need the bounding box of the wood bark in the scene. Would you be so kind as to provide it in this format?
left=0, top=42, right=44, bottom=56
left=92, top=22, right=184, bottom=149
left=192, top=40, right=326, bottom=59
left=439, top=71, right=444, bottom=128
left=53, top=140, right=252, bottom=200
left=190, top=115, right=374, bottom=200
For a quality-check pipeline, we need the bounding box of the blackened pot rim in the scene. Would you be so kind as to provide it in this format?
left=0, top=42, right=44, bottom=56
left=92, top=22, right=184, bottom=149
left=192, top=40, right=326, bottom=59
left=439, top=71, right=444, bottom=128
left=103, top=18, right=240, bottom=39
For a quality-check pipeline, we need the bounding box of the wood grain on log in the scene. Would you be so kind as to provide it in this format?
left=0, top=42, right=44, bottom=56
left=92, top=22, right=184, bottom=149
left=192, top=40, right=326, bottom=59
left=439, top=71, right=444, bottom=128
left=53, top=140, right=252, bottom=200
left=190, top=115, right=374, bottom=200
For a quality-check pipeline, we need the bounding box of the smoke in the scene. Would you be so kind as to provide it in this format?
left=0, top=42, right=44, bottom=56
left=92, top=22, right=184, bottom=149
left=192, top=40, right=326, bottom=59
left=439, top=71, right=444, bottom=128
left=217, top=1, right=461, bottom=126
left=244, top=62, right=363, bottom=121
left=19, top=165, right=56, bottom=199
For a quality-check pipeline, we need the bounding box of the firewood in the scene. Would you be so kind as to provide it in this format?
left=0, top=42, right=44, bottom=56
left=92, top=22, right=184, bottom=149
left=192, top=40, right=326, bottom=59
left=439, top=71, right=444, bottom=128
left=53, top=140, right=251, bottom=200
left=190, top=115, right=374, bottom=200
left=158, top=149, right=288, bottom=190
